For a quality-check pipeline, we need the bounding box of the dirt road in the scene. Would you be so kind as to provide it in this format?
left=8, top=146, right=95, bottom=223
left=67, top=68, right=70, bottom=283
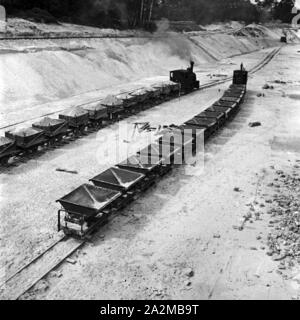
left=13, top=44, right=299, bottom=300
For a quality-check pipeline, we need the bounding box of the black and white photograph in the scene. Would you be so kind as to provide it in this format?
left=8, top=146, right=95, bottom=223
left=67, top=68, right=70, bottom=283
left=0, top=0, right=300, bottom=303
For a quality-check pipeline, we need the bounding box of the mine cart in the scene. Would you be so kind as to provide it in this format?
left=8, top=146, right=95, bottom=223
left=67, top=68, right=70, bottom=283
left=220, top=96, right=242, bottom=110
left=223, top=90, right=244, bottom=98
left=157, top=130, right=195, bottom=160
left=32, top=117, right=69, bottom=144
left=57, top=184, right=122, bottom=237
left=129, top=88, right=151, bottom=104
left=196, top=110, right=226, bottom=127
left=83, top=104, right=108, bottom=125
left=169, top=82, right=181, bottom=94
left=101, top=95, right=124, bottom=119
left=226, top=85, right=246, bottom=93
left=5, top=127, right=46, bottom=152
left=0, top=137, right=19, bottom=165
left=206, top=105, right=231, bottom=119
left=90, top=167, right=145, bottom=195
left=59, top=107, right=89, bottom=135
left=230, top=84, right=246, bottom=91
left=138, top=143, right=181, bottom=167
left=162, top=82, right=175, bottom=96
left=146, top=86, right=162, bottom=100
left=185, top=116, right=218, bottom=137
left=117, top=153, right=163, bottom=176
left=153, top=83, right=171, bottom=97
left=176, top=124, right=206, bottom=144
left=157, top=129, right=193, bottom=149
left=116, top=92, right=138, bottom=112
left=220, top=96, right=240, bottom=103
left=213, top=100, right=238, bottom=111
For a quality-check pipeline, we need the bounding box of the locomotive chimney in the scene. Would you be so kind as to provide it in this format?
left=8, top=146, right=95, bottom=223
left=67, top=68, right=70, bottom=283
left=190, top=61, right=194, bottom=72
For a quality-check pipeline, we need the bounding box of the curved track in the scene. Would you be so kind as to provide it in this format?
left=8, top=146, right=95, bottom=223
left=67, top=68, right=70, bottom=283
left=0, top=47, right=281, bottom=132
left=0, top=46, right=281, bottom=300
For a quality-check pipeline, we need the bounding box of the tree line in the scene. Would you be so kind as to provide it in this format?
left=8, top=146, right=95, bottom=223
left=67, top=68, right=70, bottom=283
left=0, top=0, right=297, bottom=28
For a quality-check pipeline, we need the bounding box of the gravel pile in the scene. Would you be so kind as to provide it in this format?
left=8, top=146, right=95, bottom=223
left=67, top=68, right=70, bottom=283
left=266, top=164, right=300, bottom=274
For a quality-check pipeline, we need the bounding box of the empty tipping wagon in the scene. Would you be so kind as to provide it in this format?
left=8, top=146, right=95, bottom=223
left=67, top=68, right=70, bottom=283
left=195, top=110, right=226, bottom=127
left=90, top=167, right=146, bottom=196
left=205, top=105, right=231, bottom=120
left=117, top=153, right=163, bottom=177
left=138, top=143, right=181, bottom=169
left=57, top=184, right=122, bottom=237
left=157, top=129, right=195, bottom=162
left=56, top=66, right=248, bottom=239
left=184, top=116, right=218, bottom=139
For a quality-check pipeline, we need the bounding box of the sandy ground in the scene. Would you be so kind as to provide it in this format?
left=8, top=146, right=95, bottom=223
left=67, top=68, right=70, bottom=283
left=0, top=48, right=275, bottom=133
left=0, top=46, right=283, bottom=281
left=1, top=23, right=291, bottom=132
left=0, top=20, right=300, bottom=299
left=8, top=44, right=298, bottom=300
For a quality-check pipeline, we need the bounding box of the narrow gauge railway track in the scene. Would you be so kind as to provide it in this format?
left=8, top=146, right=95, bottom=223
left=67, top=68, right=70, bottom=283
left=0, top=204, right=133, bottom=300
left=0, top=89, right=181, bottom=168
left=0, top=87, right=150, bottom=131
left=200, top=46, right=282, bottom=90
left=0, top=46, right=281, bottom=132
left=0, top=46, right=281, bottom=300
left=0, top=35, right=154, bottom=41
left=0, top=47, right=281, bottom=169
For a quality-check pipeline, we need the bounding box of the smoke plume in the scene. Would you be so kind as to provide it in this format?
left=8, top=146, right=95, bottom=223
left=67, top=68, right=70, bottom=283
left=153, top=18, right=193, bottom=62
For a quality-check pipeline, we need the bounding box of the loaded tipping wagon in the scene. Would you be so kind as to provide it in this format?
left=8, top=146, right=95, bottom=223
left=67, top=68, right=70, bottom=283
left=59, top=107, right=89, bottom=136
left=115, top=92, right=138, bottom=113
left=151, top=83, right=170, bottom=99
left=0, top=137, right=18, bottom=165
left=57, top=184, right=122, bottom=238
left=146, top=85, right=163, bottom=100
left=83, top=103, right=108, bottom=127
left=161, top=80, right=181, bottom=96
left=5, top=126, right=46, bottom=153
left=129, top=88, right=151, bottom=105
left=32, top=117, right=68, bottom=144
left=101, top=95, right=123, bottom=119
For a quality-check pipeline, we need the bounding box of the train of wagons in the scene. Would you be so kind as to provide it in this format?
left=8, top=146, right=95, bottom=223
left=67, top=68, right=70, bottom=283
left=56, top=64, right=248, bottom=238
left=0, top=62, right=200, bottom=166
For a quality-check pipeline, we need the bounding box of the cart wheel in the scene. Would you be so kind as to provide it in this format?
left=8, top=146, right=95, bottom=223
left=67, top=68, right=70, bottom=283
left=29, top=146, right=39, bottom=153
left=48, top=139, right=55, bottom=147
left=63, top=228, right=72, bottom=236
left=0, top=156, right=9, bottom=166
